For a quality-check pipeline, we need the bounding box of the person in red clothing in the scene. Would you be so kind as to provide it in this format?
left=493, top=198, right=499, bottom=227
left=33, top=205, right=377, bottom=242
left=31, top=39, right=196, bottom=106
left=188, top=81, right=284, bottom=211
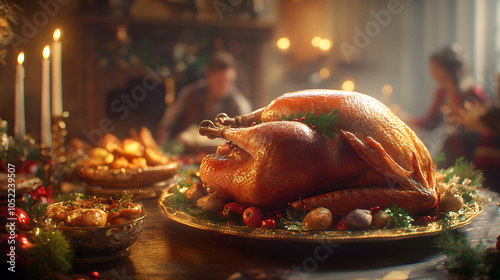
left=412, top=44, right=490, bottom=167
left=474, top=82, right=500, bottom=190
left=413, top=43, right=489, bottom=130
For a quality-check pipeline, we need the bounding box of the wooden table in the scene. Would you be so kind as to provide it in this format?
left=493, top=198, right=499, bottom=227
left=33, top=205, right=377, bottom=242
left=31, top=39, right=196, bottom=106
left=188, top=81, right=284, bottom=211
left=71, top=194, right=500, bottom=280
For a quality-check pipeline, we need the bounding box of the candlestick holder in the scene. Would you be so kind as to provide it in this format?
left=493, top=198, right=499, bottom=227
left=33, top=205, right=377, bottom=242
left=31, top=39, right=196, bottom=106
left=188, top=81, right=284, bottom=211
left=40, top=144, right=56, bottom=187
left=51, top=111, right=69, bottom=165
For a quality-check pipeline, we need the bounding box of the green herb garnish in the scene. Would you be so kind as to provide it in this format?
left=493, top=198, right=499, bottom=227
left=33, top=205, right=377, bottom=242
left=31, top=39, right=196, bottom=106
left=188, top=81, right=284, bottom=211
left=58, top=193, right=89, bottom=205
left=279, top=207, right=307, bottom=230
left=281, top=109, right=340, bottom=138
left=433, top=152, right=446, bottom=165
left=115, top=191, right=135, bottom=205
left=442, top=157, right=484, bottom=187
left=164, top=185, right=243, bottom=225
left=384, top=203, right=414, bottom=228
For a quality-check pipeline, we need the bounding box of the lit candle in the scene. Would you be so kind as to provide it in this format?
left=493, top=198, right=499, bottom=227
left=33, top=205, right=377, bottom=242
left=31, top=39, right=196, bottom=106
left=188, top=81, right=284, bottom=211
left=41, top=45, right=52, bottom=147
left=51, top=28, right=62, bottom=116
left=14, top=52, right=25, bottom=139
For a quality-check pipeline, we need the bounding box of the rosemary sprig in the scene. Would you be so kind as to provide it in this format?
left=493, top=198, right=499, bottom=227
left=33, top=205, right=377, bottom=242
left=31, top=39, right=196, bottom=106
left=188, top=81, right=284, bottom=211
left=281, top=109, right=340, bottom=138
left=116, top=191, right=135, bottom=205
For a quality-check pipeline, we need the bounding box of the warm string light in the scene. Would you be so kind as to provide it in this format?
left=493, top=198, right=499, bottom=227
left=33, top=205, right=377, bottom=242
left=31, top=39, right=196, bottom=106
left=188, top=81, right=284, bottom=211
left=276, top=36, right=332, bottom=51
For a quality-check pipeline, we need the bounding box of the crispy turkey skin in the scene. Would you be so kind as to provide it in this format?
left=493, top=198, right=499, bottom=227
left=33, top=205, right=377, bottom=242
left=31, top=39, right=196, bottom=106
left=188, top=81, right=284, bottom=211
left=199, top=90, right=438, bottom=214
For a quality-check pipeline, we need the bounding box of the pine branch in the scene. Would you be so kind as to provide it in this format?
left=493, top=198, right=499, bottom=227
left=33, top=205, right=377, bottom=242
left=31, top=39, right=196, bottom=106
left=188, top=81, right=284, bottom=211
left=433, top=229, right=484, bottom=278
left=26, top=230, right=73, bottom=280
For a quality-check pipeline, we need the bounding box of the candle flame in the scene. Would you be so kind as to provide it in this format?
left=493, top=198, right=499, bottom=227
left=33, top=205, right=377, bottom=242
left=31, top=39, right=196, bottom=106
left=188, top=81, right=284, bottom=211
left=43, top=46, right=50, bottom=59
left=17, top=52, right=24, bottom=64
left=53, top=28, right=61, bottom=41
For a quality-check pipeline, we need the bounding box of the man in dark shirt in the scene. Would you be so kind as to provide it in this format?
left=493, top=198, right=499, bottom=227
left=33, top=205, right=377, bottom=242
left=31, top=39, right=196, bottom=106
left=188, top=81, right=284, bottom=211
left=155, top=51, right=252, bottom=145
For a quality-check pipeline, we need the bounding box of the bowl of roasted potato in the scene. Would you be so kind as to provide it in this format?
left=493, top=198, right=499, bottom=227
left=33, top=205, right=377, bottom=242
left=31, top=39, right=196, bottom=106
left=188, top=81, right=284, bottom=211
left=72, top=127, right=180, bottom=187
left=44, top=193, right=146, bottom=260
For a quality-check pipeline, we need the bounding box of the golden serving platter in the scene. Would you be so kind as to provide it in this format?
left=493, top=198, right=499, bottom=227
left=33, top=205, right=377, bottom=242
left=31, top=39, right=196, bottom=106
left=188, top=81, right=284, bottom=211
left=72, top=161, right=180, bottom=188
left=158, top=189, right=485, bottom=243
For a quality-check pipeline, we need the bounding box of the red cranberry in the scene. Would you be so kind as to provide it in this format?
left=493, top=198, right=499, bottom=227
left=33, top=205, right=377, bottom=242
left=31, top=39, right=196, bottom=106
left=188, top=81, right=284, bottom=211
left=261, top=218, right=278, bottom=229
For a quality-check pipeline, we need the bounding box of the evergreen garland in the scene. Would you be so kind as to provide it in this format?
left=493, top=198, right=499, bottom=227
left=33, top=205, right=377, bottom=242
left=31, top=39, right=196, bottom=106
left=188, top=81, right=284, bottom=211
left=25, top=229, right=73, bottom=280
left=0, top=119, right=43, bottom=165
left=434, top=229, right=485, bottom=278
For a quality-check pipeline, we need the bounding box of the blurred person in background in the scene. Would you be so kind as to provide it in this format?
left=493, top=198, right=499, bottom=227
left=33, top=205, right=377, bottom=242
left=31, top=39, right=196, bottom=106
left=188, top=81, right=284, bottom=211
left=411, top=43, right=489, bottom=167
left=155, top=50, right=252, bottom=145
left=473, top=74, right=500, bottom=190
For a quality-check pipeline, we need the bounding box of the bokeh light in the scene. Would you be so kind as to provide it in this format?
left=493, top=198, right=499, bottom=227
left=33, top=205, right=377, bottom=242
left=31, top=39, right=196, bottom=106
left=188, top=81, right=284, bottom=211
left=382, top=84, right=393, bottom=96
left=341, top=80, right=355, bottom=91
left=276, top=37, right=290, bottom=50
left=319, top=67, right=330, bottom=79
left=311, top=36, right=322, bottom=47
left=318, top=39, right=332, bottom=51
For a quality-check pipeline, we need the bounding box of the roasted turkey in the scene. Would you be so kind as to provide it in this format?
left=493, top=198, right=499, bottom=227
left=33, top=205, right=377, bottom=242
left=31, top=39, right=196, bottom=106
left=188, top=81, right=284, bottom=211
left=198, top=90, right=437, bottom=214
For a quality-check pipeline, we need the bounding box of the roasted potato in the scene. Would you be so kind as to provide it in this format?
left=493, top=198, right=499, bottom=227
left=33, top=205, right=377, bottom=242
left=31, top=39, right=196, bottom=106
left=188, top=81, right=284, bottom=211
left=79, top=127, right=173, bottom=170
